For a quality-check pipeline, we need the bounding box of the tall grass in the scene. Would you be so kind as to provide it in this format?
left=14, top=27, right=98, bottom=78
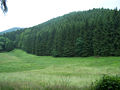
left=0, top=49, right=120, bottom=89
left=0, top=81, right=83, bottom=90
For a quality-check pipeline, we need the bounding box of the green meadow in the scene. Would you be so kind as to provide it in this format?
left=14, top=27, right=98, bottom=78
left=0, top=49, right=120, bottom=90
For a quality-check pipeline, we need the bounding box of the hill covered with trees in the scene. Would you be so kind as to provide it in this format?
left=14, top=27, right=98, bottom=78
left=0, top=8, right=120, bottom=57
left=0, top=27, right=23, bottom=35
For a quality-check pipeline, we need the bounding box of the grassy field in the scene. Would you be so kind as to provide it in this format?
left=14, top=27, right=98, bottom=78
left=0, top=49, right=120, bottom=90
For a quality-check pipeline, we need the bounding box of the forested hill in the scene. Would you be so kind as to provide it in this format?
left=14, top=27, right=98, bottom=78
left=0, top=8, right=120, bottom=57
left=0, top=27, right=23, bottom=35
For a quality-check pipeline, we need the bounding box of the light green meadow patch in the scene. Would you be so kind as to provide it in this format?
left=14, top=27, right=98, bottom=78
left=0, top=49, right=120, bottom=89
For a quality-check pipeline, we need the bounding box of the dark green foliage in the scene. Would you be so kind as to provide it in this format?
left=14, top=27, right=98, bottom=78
left=0, top=36, right=14, bottom=52
left=51, top=49, right=60, bottom=57
left=0, top=36, right=6, bottom=51
left=5, top=38, right=14, bottom=51
left=0, top=8, right=120, bottom=57
left=93, top=75, right=120, bottom=90
left=75, top=37, right=86, bottom=56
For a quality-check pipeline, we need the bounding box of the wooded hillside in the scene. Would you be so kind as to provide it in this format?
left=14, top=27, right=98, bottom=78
left=0, top=8, right=120, bottom=57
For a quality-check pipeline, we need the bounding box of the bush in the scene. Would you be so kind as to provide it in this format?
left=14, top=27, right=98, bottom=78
left=51, top=49, right=60, bottom=57
left=93, top=75, right=120, bottom=90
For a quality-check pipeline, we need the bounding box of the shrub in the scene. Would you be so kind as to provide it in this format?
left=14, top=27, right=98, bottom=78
left=93, top=75, right=120, bottom=90
left=51, top=49, right=60, bottom=57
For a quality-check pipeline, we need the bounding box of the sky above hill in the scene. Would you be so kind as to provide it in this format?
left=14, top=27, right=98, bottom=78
left=0, top=0, right=120, bottom=32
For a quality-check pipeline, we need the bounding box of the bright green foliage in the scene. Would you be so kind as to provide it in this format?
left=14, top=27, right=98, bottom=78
left=1, top=8, right=120, bottom=57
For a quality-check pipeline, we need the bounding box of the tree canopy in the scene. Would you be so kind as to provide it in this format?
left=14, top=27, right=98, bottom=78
left=0, top=8, right=120, bottom=57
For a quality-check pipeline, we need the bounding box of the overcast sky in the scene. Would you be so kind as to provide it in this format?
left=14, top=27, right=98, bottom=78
left=0, top=0, right=120, bottom=32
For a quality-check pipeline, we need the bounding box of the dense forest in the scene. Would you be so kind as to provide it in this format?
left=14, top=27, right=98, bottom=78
left=0, top=8, right=120, bottom=57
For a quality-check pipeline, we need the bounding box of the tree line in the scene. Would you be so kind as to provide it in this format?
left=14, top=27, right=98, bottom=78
left=0, top=8, right=120, bottom=57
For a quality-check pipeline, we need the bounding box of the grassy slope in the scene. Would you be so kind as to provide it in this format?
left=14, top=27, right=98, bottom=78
left=0, top=49, right=120, bottom=89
